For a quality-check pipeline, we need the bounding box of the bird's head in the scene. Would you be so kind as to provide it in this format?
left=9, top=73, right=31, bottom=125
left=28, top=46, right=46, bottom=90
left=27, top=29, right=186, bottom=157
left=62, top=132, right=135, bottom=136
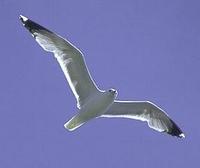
left=107, top=88, right=118, bottom=98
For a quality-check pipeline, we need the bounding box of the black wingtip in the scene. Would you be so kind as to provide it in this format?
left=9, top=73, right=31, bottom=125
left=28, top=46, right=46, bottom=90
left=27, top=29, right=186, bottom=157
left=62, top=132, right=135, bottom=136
left=19, top=15, right=52, bottom=35
left=167, top=119, right=185, bottom=138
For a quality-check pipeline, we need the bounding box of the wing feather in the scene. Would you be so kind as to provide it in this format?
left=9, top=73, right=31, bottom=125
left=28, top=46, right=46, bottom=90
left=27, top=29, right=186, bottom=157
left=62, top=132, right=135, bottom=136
left=102, top=101, right=185, bottom=138
left=20, top=15, right=99, bottom=108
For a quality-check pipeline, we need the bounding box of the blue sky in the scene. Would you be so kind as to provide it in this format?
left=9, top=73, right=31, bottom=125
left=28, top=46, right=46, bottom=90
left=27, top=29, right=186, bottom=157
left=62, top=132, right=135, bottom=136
left=0, top=0, right=199, bottom=167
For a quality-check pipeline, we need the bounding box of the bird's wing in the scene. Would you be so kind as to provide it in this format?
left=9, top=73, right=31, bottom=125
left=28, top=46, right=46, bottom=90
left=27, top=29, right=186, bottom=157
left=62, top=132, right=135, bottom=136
left=20, top=15, right=100, bottom=109
left=102, top=100, right=185, bottom=138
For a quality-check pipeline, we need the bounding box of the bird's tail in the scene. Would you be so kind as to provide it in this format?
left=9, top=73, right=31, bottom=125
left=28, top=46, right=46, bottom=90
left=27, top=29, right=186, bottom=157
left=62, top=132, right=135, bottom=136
left=64, top=111, right=97, bottom=131
left=64, top=114, right=85, bottom=131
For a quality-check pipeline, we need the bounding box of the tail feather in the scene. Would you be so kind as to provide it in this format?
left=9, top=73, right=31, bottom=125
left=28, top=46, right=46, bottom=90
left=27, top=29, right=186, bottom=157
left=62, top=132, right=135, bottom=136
left=64, top=112, right=95, bottom=131
left=64, top=115, right=84, bottom=131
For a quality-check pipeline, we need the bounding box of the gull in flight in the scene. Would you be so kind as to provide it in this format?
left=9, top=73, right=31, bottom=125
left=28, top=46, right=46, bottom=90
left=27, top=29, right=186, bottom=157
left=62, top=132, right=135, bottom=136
left=20, top=15, right=185, bottom=138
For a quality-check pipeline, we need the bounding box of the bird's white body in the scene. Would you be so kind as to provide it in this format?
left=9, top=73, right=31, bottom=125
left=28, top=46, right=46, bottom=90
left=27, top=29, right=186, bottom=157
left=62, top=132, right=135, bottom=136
left=20, top=15, right=185, bottom=138
left=65, top=90, right=117, bottom=131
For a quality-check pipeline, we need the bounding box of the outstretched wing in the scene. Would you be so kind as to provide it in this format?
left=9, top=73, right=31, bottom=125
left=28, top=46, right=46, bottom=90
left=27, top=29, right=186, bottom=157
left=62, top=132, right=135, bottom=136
left=20, top=15, right=99, bottom=108
left=102, top=101, right=185, bottom=138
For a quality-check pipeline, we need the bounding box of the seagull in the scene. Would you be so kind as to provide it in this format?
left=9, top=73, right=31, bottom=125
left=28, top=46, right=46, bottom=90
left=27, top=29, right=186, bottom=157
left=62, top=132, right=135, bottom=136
left=19, top=15, right=185, bottom=138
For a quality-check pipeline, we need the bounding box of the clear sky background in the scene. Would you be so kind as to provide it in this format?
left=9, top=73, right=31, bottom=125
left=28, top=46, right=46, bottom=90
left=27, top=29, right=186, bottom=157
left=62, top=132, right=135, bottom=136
left=0, top=0, right=199, bottom=167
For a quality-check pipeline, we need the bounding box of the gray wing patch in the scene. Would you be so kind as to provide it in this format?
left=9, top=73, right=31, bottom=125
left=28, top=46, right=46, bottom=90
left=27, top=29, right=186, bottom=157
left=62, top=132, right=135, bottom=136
left=20, top=15, right=99, bottom=108
left=102, top=101, right=185, bottom=138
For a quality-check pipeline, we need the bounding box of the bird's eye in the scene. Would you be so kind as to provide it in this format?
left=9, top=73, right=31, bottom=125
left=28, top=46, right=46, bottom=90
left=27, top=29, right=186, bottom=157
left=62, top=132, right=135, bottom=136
left=109, top=89, right=112, bottom=92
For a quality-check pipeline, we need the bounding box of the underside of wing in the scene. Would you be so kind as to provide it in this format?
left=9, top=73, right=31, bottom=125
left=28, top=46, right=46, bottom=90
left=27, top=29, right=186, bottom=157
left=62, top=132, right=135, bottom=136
left=102, top=101, right=185, bottom=138
left=20, top=15, right=99, bottom=108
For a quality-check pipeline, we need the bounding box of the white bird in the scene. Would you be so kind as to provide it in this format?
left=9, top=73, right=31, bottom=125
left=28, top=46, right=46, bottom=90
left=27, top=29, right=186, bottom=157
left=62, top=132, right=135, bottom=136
left=20, top=15, right=185, bottom=138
